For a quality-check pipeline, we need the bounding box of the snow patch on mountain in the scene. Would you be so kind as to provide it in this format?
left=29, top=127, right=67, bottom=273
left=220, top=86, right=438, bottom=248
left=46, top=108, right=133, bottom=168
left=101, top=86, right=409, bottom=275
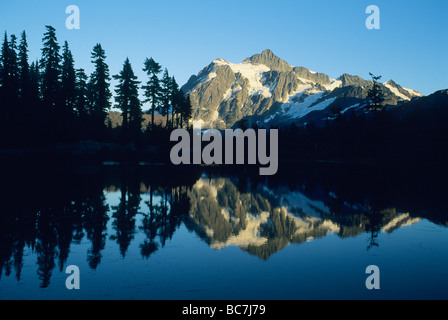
left=403, top=87, right=423, bottom=97
left=207, top=72, right=217, bottom=82
left=214, top=59, right=272, bottom=97
left=384, top=82, right=411, bottom=101
left=282, top=84, right=312, bottom=103
left=324, top=79, right=342, bottom=92
left=341, top=103, right=361, bottom=114
left=210, top=211, right=271, bottom=250
left=297, top=77, right=315, bottom=85
left=223, top=85, right=242, bottom=101
left=282, top=92, right=337, bottom=119
left=279, top=189, right=331, bottom=218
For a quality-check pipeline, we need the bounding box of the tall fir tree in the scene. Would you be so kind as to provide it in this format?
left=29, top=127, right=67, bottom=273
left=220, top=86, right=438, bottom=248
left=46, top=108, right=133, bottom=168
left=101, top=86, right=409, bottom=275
left=142, top=57, right=162, bottom=129
left=8, top=34, right=19, bottom=92
left=0, top=32, right=20, bottom=131
left=60, top=41, right=76, bottom=129
left=113, top=58, right=142, bottom=138
left=179, top=93, right=192, bottom=129
left=29, top=60, right=41, bottom=104
left=9, top=34, right=20, bottom=127
left=0, top=32, right=11, bottom=129
left=170, top=76, right=181, bottom=128
left=88, top=43, right=111, bottom=135
left=18, top=31, right=32, bottom=117
left=28, top=59, right=42, bottom=135
left=366, top=73, right=385, bottom=112
left=74, top=68, right=88, bottom=120
left=160, top=68, right=172, bottom=128
left=40, top=26, right=61, bottom=116
left=0, top=33, right=5, bottom=136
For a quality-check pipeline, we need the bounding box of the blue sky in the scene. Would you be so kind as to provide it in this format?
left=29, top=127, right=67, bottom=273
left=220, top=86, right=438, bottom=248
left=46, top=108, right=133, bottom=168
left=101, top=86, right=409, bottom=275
left=1, top=0, right=447, bottom=107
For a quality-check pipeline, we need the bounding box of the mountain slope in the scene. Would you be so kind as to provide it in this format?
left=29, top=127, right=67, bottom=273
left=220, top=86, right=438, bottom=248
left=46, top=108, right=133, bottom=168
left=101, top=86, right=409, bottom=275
left=186, top=176, right=422, bottom=260
left=182, top=49, right=423, bottom=128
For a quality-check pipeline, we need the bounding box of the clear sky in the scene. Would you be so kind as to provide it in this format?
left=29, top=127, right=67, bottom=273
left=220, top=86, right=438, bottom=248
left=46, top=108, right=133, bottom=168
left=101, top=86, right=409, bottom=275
left=1, top=0, right=447, bottom=109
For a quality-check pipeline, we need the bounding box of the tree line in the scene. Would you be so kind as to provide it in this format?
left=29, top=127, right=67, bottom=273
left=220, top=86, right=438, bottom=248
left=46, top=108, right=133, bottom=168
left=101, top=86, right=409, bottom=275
left=0, top=25, right=192, bottom=148
left=277, top=92, right=448, bottom=164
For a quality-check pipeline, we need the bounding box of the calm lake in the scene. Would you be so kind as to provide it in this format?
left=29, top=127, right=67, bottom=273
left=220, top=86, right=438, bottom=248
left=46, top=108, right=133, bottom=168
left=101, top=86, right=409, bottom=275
left=0, top=161, right=447, bottom=300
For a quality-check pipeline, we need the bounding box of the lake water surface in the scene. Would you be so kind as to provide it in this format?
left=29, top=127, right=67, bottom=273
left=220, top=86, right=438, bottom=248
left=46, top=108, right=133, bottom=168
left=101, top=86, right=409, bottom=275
left=0, top=162, right=446, bottom=300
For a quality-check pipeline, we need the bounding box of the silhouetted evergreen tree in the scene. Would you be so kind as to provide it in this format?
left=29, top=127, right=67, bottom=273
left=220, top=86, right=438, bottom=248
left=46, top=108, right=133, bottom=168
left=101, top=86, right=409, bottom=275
left=113, top=58, right=142, bottom=139
left=0, top=32, right=19, bottom=133
left=8, top=34, right=19, bottom=110
left=88, top=43, right=111, bottom=137
left=160, top=68, right=172, bottom=128
left=0, top=33, right=11, bottom=131
left=366, top=73, right=385, bottom=111
left=142, top=57, right=162, bottom=129
left=179, top=93, right=192, bottom=129
left=60, top=41, right=76, bottom=134
left=170, top=76, right=180, bottom=128
left=9, top=34, right=20, bottom=133
left=18, top=31, right=32, bottom=124
left=23, top=58, right=43, bottom=145
left=74, top=68, right=89, bottom=125
left=29, top=59, right=41, bottom=112
left=40, top=26, right=61, bottom=121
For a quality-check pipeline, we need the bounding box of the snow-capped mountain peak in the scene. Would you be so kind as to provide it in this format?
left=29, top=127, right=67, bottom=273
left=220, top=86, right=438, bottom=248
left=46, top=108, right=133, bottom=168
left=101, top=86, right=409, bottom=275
left=182, top=50, right=424, bottom=128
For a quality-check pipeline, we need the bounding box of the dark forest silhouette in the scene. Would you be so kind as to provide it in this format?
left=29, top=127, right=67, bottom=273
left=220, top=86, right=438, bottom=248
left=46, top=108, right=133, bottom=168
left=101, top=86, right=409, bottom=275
left=0, top=162, right=446, bottom=287
left=0, top=26, right=193, bottom=150
left=1, top=26, right=447, bottom=167
left=276, top=89, right=448, bottom=164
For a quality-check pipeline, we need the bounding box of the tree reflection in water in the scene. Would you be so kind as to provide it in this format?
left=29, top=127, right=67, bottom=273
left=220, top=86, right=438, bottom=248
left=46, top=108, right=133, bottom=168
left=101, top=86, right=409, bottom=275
left=0, top=162, right=446, bottom=288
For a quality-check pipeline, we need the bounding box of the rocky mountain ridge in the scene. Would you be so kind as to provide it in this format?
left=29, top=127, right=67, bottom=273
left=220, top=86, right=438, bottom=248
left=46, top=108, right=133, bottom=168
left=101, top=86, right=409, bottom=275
left=182, top=49, right=423, bottom=128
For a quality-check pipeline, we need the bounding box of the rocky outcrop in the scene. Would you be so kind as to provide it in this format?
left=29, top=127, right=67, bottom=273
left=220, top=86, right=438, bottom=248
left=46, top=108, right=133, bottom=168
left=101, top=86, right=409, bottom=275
left=182, top=50, right=424, bottom=128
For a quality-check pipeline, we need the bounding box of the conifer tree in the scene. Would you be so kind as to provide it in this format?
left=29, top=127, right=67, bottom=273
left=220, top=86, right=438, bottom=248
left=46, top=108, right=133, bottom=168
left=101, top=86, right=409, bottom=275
left=114, top=58, right=142, bottom=137
left=74, top=68, right=88, bottom=119
left=160, top=68, right=172, bottom=128
left=60, top=41, right=76, bottom=125
left=9, top=34, right=19, bottom=87
left=179, top=93, right=192, bottom=129
left=88, top=43, right=111, bottom=134
left=18, top=31, right=32, bottom=113
left=169, top=77, right=190, bottom=129
left=9, top=34, right=20, bottom=128
left=29, top=60, right=41, bottom=104
left=367, top=73, right=385, bottom=111
left=40, top=26, right=61, bottom=114
left=0, top=33, right=21, bottom=131
left=0, top=33, right=7, bottom=133
left=0, top=33, right=13, bottom=128
left=170, top=76, right=180, bottom=129
left=142, top=57, right=162, bottom=129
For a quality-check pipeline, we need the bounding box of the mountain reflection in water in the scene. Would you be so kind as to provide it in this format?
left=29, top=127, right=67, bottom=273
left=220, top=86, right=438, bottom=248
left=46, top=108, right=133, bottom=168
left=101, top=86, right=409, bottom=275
left=0, top=162, right=446, bottom=298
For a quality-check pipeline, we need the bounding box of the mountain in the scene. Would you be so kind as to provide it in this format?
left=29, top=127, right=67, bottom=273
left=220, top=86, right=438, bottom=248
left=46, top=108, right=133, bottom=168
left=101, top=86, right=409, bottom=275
left=182, top=49, right=423, bottom=128
left=186, top=176, right=422, bottom=260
